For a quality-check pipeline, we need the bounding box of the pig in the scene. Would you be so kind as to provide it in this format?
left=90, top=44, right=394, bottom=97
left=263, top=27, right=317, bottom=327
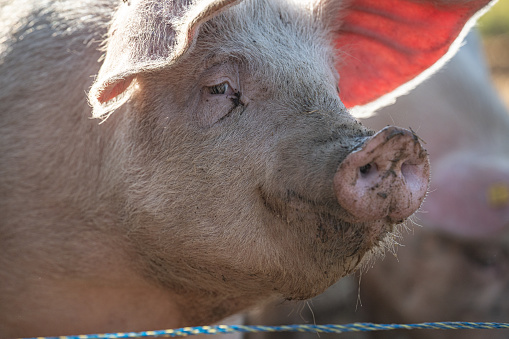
left=0, top=0, right=492, bottom=337
left=246, top=30, right=509, bottom=339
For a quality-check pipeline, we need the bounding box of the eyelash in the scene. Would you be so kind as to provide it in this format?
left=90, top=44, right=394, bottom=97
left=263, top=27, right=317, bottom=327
left=208, top=82, right=229, bottom=95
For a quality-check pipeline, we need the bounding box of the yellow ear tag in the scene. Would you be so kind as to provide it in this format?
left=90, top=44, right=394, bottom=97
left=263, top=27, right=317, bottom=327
left=488, top=183, right=509, bottom=208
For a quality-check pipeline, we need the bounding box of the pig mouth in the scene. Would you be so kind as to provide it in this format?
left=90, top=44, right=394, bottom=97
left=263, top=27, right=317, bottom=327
left=258, top=186, right=394, bottom=252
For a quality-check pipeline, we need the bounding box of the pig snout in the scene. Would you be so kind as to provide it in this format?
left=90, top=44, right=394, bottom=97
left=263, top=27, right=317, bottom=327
left=334, top=126, right=430, bottom=223
left=421, top=153, right=509, bottom=238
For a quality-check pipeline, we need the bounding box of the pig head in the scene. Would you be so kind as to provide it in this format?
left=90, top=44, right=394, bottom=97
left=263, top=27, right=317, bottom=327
left=0, top=0, right=492, bottom=336
left=245, top=30, right=509, bottom=339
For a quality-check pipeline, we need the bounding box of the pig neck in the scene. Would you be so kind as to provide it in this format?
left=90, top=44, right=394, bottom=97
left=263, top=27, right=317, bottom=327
left=1, top=243, right=166, bottom=336
left=1, top=126, right=262, bottom=335
left=3, top=242, right=263, bottom=337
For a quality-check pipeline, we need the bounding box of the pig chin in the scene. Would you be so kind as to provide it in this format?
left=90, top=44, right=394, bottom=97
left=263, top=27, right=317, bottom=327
left=258, top=187, right=397, bottom=295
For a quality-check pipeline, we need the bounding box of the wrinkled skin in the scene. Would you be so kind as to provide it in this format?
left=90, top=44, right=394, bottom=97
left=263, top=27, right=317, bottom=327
left=246, top=31, right=509, bottom=339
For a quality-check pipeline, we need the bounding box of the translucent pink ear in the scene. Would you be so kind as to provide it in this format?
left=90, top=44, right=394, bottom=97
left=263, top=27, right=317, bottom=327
left=333, top=0, right=494, bottom=116
left=95, top=76, right=135, bottom=105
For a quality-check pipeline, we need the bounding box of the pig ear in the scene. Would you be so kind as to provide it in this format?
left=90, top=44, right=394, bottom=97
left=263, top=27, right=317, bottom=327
left=331, top=0, right=495, bottom=118
left=88, top=0, right=241, bottom=120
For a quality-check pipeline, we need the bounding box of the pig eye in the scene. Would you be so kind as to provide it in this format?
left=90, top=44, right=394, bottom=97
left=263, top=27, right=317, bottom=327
left=208, top=82, right=229, bottom=95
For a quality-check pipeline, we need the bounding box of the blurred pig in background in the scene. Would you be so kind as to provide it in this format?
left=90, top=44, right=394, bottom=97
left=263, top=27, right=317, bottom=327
left=247, top=29, right=509, bottom=339
left=358, top=28, right=509, bottom=339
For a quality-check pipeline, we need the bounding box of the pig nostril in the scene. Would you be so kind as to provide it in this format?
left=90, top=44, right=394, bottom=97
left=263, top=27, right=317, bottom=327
left=401, top=161, right=422, bottom=191
left=359, top=163, right=372, bottom=177
left=401, top=162, right=412, bottom=178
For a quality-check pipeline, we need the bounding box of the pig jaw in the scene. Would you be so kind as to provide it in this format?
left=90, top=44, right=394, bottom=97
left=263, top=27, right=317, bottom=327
left=250, top=125, right=429, bottom=301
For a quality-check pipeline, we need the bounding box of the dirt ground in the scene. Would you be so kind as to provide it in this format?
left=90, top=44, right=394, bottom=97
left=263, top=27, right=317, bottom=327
left=483, top=34, right=509, bottom=108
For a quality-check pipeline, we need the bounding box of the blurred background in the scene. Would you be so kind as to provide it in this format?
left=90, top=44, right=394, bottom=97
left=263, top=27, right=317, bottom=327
left=480, top=0, right=509, bottom=106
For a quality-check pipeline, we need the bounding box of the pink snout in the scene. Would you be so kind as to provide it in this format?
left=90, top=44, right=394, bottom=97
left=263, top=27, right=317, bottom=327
left=334, top=126, right=430, bottom=223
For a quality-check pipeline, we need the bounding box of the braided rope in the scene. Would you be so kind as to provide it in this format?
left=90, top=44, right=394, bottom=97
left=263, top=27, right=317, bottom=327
left=23, top=322, right=509, bottom=339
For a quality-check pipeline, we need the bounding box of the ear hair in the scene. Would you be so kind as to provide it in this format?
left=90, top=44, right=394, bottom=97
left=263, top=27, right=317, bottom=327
left=88, top=0, right=242, bottom=120
left=310, top=0, right=350, bottom=31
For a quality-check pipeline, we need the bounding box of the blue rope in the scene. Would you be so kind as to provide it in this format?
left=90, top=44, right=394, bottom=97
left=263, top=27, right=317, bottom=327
left=22, top=322, right=509, bottom=339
